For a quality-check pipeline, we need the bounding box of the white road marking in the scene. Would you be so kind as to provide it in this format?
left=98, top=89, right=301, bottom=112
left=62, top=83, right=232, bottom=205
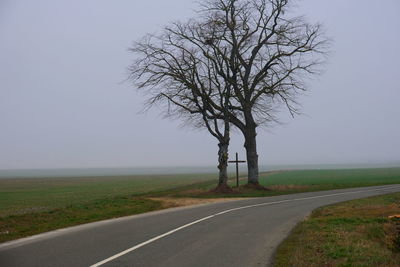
left=90, top=185, right=400, bottom=266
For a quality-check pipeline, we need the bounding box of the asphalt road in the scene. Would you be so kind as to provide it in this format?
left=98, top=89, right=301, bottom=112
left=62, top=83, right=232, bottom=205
left=1, top=184, right=400, bottom=267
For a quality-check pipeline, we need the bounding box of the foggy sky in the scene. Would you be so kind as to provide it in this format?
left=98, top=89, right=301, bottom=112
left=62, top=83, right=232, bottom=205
left=1, top=0, right=400, bottom=170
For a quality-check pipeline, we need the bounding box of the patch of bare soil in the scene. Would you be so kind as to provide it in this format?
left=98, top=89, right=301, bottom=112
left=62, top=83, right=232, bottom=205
left=148, top=196, right=246, bottom=209
left=211, top=183, right=236, bottom=194
left=240, top=183, right=270, bottom=191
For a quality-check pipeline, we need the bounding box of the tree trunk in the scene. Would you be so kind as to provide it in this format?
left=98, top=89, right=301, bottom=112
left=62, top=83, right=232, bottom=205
left=244, top=115, right=259, bottom=185
left=217, top=112, right=231, bottom=188
left=217, top=141, right=229, bottom=185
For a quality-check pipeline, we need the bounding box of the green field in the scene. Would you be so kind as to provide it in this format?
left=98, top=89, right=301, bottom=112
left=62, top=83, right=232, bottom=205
left=260, top=168, right=400, bottom=187
left=0, top=173, right=217, bottom=217
left=232, top=167, right=400, bottom=197
left=1, top=167, right=400, bottom=242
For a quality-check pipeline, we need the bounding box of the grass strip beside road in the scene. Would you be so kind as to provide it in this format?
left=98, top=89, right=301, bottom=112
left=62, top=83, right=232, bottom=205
left=0, top=197, right=163, bottom=243
left=274, top=192, right=400, bottom=267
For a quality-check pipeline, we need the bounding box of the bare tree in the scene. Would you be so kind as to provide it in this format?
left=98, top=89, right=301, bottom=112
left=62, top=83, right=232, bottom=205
left=130, top=28, right=235, bottom=189
left=129, top=0, right=329, bottom=185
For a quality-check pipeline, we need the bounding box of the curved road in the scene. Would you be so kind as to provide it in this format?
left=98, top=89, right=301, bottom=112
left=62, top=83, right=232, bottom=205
left=1, top=184, right=400, bottom=267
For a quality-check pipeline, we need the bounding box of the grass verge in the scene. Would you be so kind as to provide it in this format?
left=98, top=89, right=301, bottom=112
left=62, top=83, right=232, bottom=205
left=274, top=192, right=400, bottom=267
left=0, top=196, right=164, bottom=243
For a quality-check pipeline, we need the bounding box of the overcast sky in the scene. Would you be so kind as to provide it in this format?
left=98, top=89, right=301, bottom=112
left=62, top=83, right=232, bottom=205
left=1, top=0, right=399, bottom=170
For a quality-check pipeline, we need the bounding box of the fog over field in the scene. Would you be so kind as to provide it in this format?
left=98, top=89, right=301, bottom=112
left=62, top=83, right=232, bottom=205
left=1, top=0, right=399, bottom=170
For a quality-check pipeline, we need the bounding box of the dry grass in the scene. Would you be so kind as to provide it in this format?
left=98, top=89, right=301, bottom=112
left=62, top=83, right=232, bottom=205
left=172, top=184, right=313, bottom=199
left=148, top=196, right=246, bottom=209
left=274, top=192, right=400, bottom=267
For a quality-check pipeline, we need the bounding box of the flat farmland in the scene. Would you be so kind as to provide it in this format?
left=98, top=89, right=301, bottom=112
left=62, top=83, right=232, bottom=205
left=0, top=173, right=217, bottom=217
left=260, top=168, right=400, bottom=187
